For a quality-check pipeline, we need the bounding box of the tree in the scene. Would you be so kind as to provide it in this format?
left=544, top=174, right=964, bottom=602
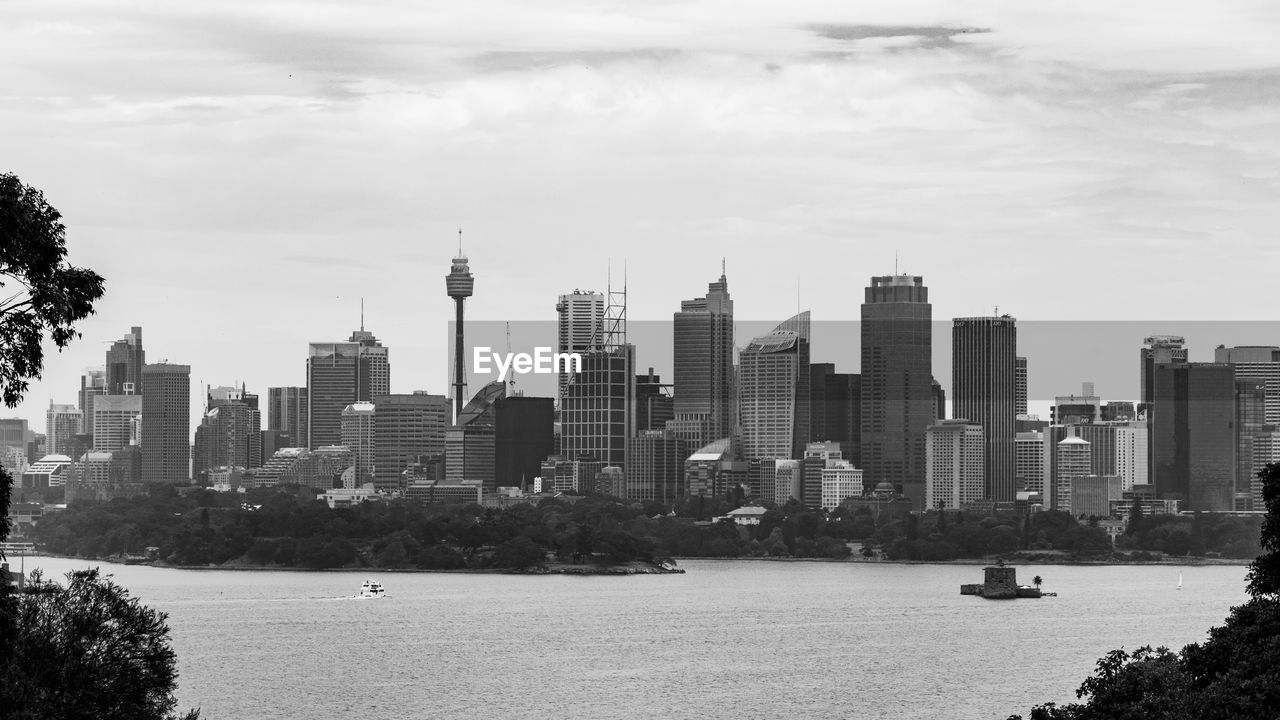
left=6, top=569, right=199, bottom=720
left=0, top=172, right=106, bottom=407
left=1126, top=496, right=1145, bottom=536
left=1033, top=575, right=1043, bottom=590
left=1247, top=463, right=1280, bottom=597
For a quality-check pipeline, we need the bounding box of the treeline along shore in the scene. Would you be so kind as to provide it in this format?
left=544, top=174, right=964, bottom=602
left=22, top=485, right=1262, bottom=572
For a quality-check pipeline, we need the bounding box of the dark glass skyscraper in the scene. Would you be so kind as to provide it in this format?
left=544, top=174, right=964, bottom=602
left=952, top=315, right=1017, bottom=501
left=860, top=275, right=931, bottom=509
left=672, top=272, right=734, bottom=448
left=105, top=326, right=144, bottom=396
left=141, top=362, right=190, bottom=483
left=1152, top=362, right=1236, bottom=511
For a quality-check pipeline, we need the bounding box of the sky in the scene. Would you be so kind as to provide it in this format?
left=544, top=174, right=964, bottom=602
left=3, top=1, right=1280, bottom=434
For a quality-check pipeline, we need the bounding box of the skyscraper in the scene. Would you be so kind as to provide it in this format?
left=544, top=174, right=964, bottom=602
left=926, top=419, right=986, bottom=510
left=1015, top=356, right=1028, bottom=416
left=92, top=395, right=141, bottom=452
left=556, top=290, right=605, bottom=406
left=494, top=395, right=554, bottom=489
left=561, top=345, right=636, bottom=468
left=192, top=386, right=260, bottom=481
left=104, top=326, right=144, bottom=396
left=268, top=386, right=308, bottom=447
left=306, top=329, right=389, bottom=448
left=1151, top=362, right=1236, bottom=512
left=446, top=243, right=475, bottom=421
left=78, top=367, right=106, bottom=434
left=46, top=402, right=81, bottom=457
left=952, top=315, right=1017, bottom=501
left=372, top=392, right=449, bottom=492
left=141, top=362, right=190, bottom=483
left=341, top=402, right=376, bottom=485
left=1055, top=436, right=1092, bottom=514
left=1215, top=345, right=1280, bottom=425
left=809, top=364, right=861, bottom=467
left=738, top=312, right=811, bottom=461
left=861, top=275, right=932, bottom=509
left=672, top=271, right=734, bottom=448
left=1141, top=335, right=1188, bottom=406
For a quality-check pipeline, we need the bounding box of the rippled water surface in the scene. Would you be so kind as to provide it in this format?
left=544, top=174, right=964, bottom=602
left=23, top=558, right=1247, bottom=719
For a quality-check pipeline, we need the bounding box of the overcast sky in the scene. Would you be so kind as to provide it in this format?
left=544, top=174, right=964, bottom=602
left=4, top=1, right=1280, bottom=434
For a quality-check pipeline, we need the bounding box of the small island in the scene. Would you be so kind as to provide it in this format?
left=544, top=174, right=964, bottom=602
left=960, top=562, right=1051, bottom=599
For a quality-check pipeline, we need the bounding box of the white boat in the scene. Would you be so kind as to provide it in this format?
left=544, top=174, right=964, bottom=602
left=358, top=579, right=386, bottom=599
left=1177, top=571, right=1183, bottom=591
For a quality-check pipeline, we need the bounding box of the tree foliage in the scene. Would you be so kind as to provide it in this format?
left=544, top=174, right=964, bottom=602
left=0, top=172, right=106, bottom=408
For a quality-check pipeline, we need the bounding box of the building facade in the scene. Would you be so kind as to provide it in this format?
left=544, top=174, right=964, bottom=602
left=141, top=362, right=190, bottom=483
left=952, top=315, right=1017, bottom=501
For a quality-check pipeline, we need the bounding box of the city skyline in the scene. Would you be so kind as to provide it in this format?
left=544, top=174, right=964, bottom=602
left=4, top=1, right=1280, bottom=431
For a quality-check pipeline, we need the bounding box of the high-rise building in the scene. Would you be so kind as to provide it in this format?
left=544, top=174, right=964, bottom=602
left=635, top=370, right=675, bottom=433
left=268, top=387, right=308, bottom=448
left=556, top=290, right=606, bottom=407
left=687, top=438, right=739, bottom=498
left=820, top=460, right=863, bottom=510
left=1071, top=475, right=1122, bottom=519
left=738, top=312, right=811, bottom=461
left=306, top=329, right=389, bottom=448
left=141, top=363, right=190, bottom=483
left=561, top=345, right=635, bottom=468
left=372, top=392, right=449, bottom=492
left=629, top=429, right=689, bottom=503
left=1215, top=345, right=1280, bottom=425
left=1069, top=421, right=1149, bottom=492
left=1151, top=362, right=1243, bottom=512
left=926, top=419, right=985, bottom=510
left=1015, top=356, right=1028, bottom=416
left=341, top=402, right=376, bottom=486
left=446, top=246, right=475, bottom=421
left=1054, top=383, right=1102, bottom=425
left=672, top=271, right=734, bottom=448
left=494, top=395, right=554, bottom=489
left=46, top=403, right=81, bottom=457
left=1141, top=335, right=1188, bottom=406
left=104, top=326, right=144, bottom=396
left=810, top=364, right=861, bottom=467
left=192, top=386, right=259, bottom=481
left=78, top=368, right=106, bottom=434
left=861, top=275, right=932, bottom=510
left=1235, top=380, right=1267, bottom=511
left=1014, top=430, right=1045, bottom=496
left=1055, top=436, right=1092, bottom=514
left=802, top=441, right=843, bottom=508
left=445, top=382, right=502, bottom=488
left=92, top=395, right=142, bottom=452
left=952, top=315, right=1017, bottom=501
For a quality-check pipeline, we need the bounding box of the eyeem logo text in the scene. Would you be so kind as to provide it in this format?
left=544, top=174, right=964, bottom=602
left=473, top=346, right=582, bottom=378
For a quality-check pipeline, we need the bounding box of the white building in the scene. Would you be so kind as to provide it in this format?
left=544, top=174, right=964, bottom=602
left=92, top=394, right=142, bottom=452
left=820, top=460, right=863, bottom=510
left=772, top=459, right=801, bottom=506
left=1015, top=431, right=1045, bottom=495
left=1055, top=436, right=1092, bottom=514
left=926, top=420, right=985, bottom=510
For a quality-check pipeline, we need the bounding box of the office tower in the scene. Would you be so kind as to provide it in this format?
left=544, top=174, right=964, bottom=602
left=1151, top=362, right=1242, bottom=512
left=738, top=312, right=811, bottom=461
left=556, top=290, right=606, bottom=406
left=141, top=363, right=190, bottom=483
left=446, top=244, right=475, bottom=421
left=925, top=419, right=985, bottom=510
left=494, top=395, right=554, bottom=489
left=672, top=271, right=734, bottom=448
left=931, top=379, right=946, bottom=422
left=306, top=329, right=389, bottom=448
left=104, top=326, right=144, bottom=396
left=629, top=429, right=689, bottom=502
left=802, top=441, right=843, bottom=508
left=92, top=395, right=142, bottom=451
left=861, top=275, right=932, bottom=509
left=445, top=383, right=500, bottom=489
left=0, top=419, right=32, bottom=476
left=1252, top=427, right=1280, bottom=509
left=1054, top=383, right=1102, bottom=425
left=820, top=460, right=862, bottom=510
left=46, top=403, right=81, bottom=457
left=1014, top=431, right=1045, bottom=496
left=1102, top=402, right=1137, bottom=421
left=268, top=387, right=308, bottom=448
left=259, top=430, right=295, bottom=459
left=372, top=392, right=449, bottom=492
left=1069, top=421, right=1149, bottom=492
left=635, top=369, right=675, bottom=433
left=1055, top=436, right=1092, bottom=514
left=341, top=402, right=376, bottom=485
left=952, top=315, right=1017, bottom=501
left=1141, top=335, right=1188, bottom=406
left=1015, top=356, right=1028, bottom=416
left=192, top=386, right=259, bottom=481
left=1236, top=380, right=1267, bottom=510
left=810, top=363, right=861, bottom=467
left=561, top=345, right=635, bottom=468
left=78, top=367, right=107, bottom=435
left=1215, top=345, right=1280, bottom=425
left=1071, top=475, right=1122, bottom=519
left=687, top=439, right=739, bottom=498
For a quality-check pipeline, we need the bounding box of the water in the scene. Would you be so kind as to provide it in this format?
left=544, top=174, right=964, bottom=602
left=21, top=558, right=1247, bottom=719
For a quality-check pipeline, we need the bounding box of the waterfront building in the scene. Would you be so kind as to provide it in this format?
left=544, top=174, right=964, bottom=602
left=810, top=363, right=861, bottom=467
left=141, top=363, right=190, bottom=483
left=820, top=460, right=863, bottom=511
left=685, top=438, right=738, bottom=498
left=1151, top=362, right=1241, bottom=512
left=1071, top=475, right=1123, bottom=519
left=952, top=315, right=1017, bottom=501
left=738, top=312, right=811, bottom=461
left=801, top=441, right=843, bottom=509
left=629, top=429, right=688, bottom=503
left=861, top=274, right=932, bottom=510
left=925, top=420, right=985, bottom=511
left=772, top=458, right=801, bottom=506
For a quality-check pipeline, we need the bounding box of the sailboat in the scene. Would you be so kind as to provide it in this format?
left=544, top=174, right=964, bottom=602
left=1177, top=571, right=1183, bottom=590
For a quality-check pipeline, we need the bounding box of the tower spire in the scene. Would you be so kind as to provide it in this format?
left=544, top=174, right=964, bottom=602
left=458, top=227, right=463, bottom=255
left=360, top=297, right=364, bottom=332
